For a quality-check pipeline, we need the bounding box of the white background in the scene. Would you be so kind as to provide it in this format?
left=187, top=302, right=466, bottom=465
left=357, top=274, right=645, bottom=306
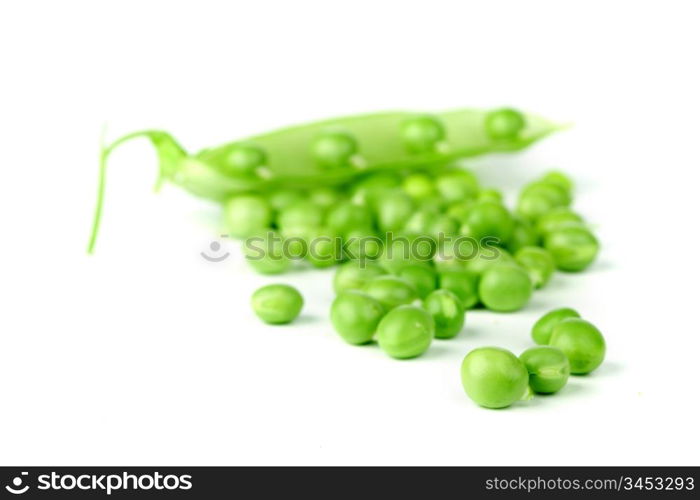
left=1, top=0, right=699, bottom=466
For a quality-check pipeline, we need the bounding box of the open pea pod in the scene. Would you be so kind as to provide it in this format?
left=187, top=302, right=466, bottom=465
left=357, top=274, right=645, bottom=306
left=88, top=107, right=562, bottom=252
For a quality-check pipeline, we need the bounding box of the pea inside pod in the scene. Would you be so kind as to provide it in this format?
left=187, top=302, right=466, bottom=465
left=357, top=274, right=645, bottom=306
left=88, top=108, right=562, bottom=252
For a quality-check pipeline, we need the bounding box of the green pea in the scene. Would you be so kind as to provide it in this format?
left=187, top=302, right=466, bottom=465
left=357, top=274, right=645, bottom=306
left=402, top=172, right=436, bottom=199
left=549, top=318, right=606, bottom=374
left=433, top=238, right=478, bottom=271
left=243, top=232, right=291, bottom=275
left=540, top=170, right=574, bottom=195
left=330, top=291, right=385, bottom=345
left=520, top=346, right=570, bottom=394
left=304, top=227, right=340, bottom=268
left=344, top=231, right=383, bottom=261
left=400, top=115, right=445, bottom=153
left=363, top=275, right=418, bottom=310
left=309, top=186, right=342, bottom=209
left=350, top=172, right=402, bottom=205
left=430, top=214, right=460, bottom=237
left=514, top=246, right=555, bottom=288
left=397, top=265, right=437, bottom=299
left=438, top=269, right=479, bottom=309
left=460, top=200, right=514, bottom=243
left=477, top=188, right=503, bottom=203
left=375, top=190, right=414, bottom=232
left=277, top=200, right=324, bottom=233
left=417, top=196, right=446, bottom=214
left=376, top=237, right=434, bottom=274
left=326, top=201, right=374, bottom=236
left=223, top=144, right=266, bottom=175
left=464, top=244, right=513, bottom=276
left=517, top=182, right=571, bottom=220
left=403, top=210, right=458, bottom=238
left=251, top=284, right=303, bottom=324
left=484, top=108, right=526, bottom=140
left=536, top=207, right=584, bottom=236
left=333, top=261, right=387, bottom=293
left=435, top=170, right=479, bottom=203
left=460, top=347, right=529, bottom=409
left=531, top=307, right=581, bottom=345
left=268, top=189, right=304, bottom=212
left=311, top=131, right=357, bottom=168
left=88, top=109, right=561, bottom=253
left=423, top=289, right=464, bottom=339
left=506, top=216, right=540, bottom=253
left=403, top=210, right=435, bottom=236
left=224, top=195, right=272, bottom=238
left=478, top=264, right=532, bottom=312
left=544, top=226, right=599, bottom=272
left=376, top=305, right=434, bottom=359
left=445, top=200, right=475, bottom=223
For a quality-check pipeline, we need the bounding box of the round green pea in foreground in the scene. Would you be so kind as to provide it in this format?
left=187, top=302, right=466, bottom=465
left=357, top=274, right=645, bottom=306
left=397, top=264, right=437, bottom=299
left=363, top=275, right=418, bottom=310
left=549, top=318, right=606, bottom=375
left=251, top=284, right=303, bottom=325
left=223, top=195, right=272, bottom=239
left=460, top=347, right=529, bottom=409
left=478, top=264, right=532, bottom=312
left=423, top=289, right=464, bottom=339
left=333, top=261, right=387, bottom=293
left=484, top=108, right=526, bottom=140
left=514, top=246, right=555, bottom=288
left=438, top=269, right=479, bottom=309
left=311, top=130, right=358, bottom=168
left=400, top=115, right=445, bottom=153
left=330, top=291, right=385, bottom=345
left=544, top=226, right=600, bottom=272
left=531, top=307, right=581, bottom=345
left=376, top=305, right=434, bottom=359
left=224, top=144, right=266, bottom=175
left=520, top=346, right=570, bottom=394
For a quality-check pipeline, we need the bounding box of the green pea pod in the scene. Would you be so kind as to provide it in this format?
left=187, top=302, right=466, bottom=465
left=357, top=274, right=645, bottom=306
left=87, top=108, right=563, bottom=252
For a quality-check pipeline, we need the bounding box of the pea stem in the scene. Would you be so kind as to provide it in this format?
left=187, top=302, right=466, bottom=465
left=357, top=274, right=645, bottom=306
left=86, top=130, right=186, bottom=254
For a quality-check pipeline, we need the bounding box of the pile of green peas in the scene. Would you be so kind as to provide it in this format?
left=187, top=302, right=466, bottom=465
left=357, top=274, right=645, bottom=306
left=460, top=308, right=606, bottom=408
left=241, top=129, right=604, bottom=405
left=249, top=166, right=602, bottom=365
